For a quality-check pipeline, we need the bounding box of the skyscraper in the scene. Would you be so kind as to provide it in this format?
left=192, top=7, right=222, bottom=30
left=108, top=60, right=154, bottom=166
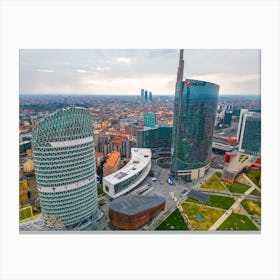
left=224, top=110, right=233, bottom=126
left=144, top=90, right=148, bottom=101
left=238, top=111, right=261, bottom=155
left=141, top=89, right=145, bottom=101
left=144, top=112, right=156, bottom=128
left=171, top=50, right=219, bottom=180
left=149, top=91, right=153, bottom=102
left=32, top=107, right=99, bottom=228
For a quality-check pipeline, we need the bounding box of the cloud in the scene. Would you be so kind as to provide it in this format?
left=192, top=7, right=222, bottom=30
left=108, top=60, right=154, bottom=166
left=20, top=49, right=260, bottom=95
left=96, top=66, right=110, bottom=71
left=116, top=57, right=131, bottom=64
left=36, top=69, right=54, bottom=73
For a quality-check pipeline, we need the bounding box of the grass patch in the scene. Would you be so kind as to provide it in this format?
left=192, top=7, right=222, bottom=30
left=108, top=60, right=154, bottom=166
left=182, top=203, right=224, bottom=230
left=245, top=171, right=261, bottom=188
left=97, top=186, right=103, bottom=196
left=215, top=172, right=222, bottom=178
left=186, top=195, right=235, bottom=210
left=200, top=175, right=227, bottom=191
left=239, top=154, right=249, bottom=163
left=185, top=197, right=200, bottom=203
left=155, top=209, right=188, bottom=231
left=207, top=195, right=235, bottom=210
left=217, top=213, right=258, bottom=230
left=226, top=182, right=251, bottom=194
left=241, top=199, right=261, bottom=216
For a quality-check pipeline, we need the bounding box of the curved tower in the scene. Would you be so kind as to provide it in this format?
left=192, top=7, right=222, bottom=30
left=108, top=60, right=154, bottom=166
left=32, top=107, right=98, bottom=228
left=171, top=50, right=219, bottom=180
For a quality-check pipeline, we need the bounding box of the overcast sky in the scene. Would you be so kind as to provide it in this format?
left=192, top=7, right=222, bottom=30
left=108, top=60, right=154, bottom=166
left=19, top=49, right=260, bottom=95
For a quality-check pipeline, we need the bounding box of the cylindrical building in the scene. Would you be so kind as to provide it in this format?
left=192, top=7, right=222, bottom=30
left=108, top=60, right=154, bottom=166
left=32, top=107, right=98, bottom=228
left=171, top=79, right=219, bottom=179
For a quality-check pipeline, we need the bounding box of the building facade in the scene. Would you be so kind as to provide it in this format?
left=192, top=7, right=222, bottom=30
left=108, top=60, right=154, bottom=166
left=103, top=148, right=151, bottom=199
left=238, top=111, right=261, bottom=155
left=170, top=50, right=219, bottom=179
left=109, top=194, right=165, bottom=230
left=32, top=107, right=98, bottom=228
left=143, top=112, right=156, bottom=128
left=136, top=126, right=172, bottom=149
left=224, top=110, right=233, bottom=126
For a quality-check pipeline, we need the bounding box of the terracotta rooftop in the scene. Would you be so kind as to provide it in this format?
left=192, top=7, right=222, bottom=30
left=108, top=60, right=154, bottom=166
left=103, top=151, right=120, bottom=168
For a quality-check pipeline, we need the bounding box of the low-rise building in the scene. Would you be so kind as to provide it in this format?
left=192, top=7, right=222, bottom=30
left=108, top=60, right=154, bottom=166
left=103, top=151, right=121, bottom=177
left=103, top=148, right=151, bottom=199
left=109, top=194, right=165, bottom=230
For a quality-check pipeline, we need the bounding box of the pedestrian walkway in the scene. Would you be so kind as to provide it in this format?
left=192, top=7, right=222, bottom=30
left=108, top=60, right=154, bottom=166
left=208, top=184, right=256, bottom=230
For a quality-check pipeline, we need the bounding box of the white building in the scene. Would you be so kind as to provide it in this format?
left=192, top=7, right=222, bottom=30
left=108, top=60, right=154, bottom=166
left=103, top=148, right=151, bottom=199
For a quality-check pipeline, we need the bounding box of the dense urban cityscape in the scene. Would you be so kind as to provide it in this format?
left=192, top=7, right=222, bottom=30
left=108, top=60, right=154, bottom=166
left=19, top=50, right=261, bottom=232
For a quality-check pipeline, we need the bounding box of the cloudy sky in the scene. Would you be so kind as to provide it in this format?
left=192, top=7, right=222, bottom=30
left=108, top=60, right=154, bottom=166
left=19, top=49, right=260, bottom=95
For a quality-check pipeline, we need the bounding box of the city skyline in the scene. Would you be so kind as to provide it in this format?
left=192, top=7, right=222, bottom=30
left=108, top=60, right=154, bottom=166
left=20, top=49, right=260, bottom=96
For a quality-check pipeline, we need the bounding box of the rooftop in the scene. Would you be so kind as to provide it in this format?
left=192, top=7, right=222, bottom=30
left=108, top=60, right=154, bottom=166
left=109, top=194, right=165, bottom=216
left=103, top=148, right=151, bottom=185
left=103, top=151, right=120, bottom=168
left=212, top=141, right=234, bottom=152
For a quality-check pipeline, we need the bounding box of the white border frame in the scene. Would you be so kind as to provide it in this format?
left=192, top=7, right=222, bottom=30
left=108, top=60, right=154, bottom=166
left=1, top=1, right=279, bottom=280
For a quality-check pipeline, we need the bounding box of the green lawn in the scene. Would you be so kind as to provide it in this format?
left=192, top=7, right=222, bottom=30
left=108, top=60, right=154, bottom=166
left=185, top=197, right=200, bottom=203
left=207, top=195, right=235, bottom=210
left=217, top=213, right=258, bottom=230
left=241, top=199, right=261, bottom=216
left=182, top=203, right=224, bottom=230
left=97, top=186, right=103, bottom=196
left=226, top=182, right=251, bottom=194
left=185, top=195, right=235, bottom=210
left=245, top=171, right=261, bottom=188
left=239, top=154, right=249, bottom=163
left=215, top=172, right=222, bottom=178
left=155, top=209, right=188, bottom=230
left=200, top=175, right=227, bottom=191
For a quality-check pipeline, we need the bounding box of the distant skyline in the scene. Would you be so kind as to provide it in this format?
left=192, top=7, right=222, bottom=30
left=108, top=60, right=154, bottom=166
left=20, top=49, right=260, bottom=96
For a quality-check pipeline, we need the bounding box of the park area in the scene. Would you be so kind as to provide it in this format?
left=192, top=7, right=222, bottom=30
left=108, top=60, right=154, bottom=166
left=225, top=181, right=251, bottom=194
left=217, top=213, right=258, bottom=230
left=155, top=209, right=188, bottom=231
left=241, top=199, right=261, bottom=216
left=199, top=174, right=227, bottom=191
left=182, top=203, right=224, bottom=230
left=245, top=170, right=261, bottom=188
left=185, top=194, right=235, bottom=210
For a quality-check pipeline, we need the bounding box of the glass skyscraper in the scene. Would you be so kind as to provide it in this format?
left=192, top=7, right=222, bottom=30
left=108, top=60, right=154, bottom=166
left=238, top=111, right=261, bottom=155
left=171, top=50, right=219, bottom=179
left=32, top=107, right=98, bottom=228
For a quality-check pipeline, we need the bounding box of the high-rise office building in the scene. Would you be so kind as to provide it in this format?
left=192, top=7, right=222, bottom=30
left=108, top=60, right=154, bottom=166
left=149, top=91, right=153, bottom=102
left=224, top=110, right=233, bottom=126
left=171, top=50, right=219, bottom=180
left=141, top=89, right=145, bottom=101
left=144, top=112, right=156, bottom=128
left=238, top=111, right=261, bottom=155
left=32, top=107, right=99, bottom=228
left=137, top=126, right=172, bottom=149
left=144, top=90, right=148, bottom=101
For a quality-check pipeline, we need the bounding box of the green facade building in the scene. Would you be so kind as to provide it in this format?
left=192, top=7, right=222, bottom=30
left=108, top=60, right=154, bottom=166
left=32, top=107, right=98, bottom=228
left=144, top=112, right=156, bottom=128
left=136, top=126, right=172, bottom=149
